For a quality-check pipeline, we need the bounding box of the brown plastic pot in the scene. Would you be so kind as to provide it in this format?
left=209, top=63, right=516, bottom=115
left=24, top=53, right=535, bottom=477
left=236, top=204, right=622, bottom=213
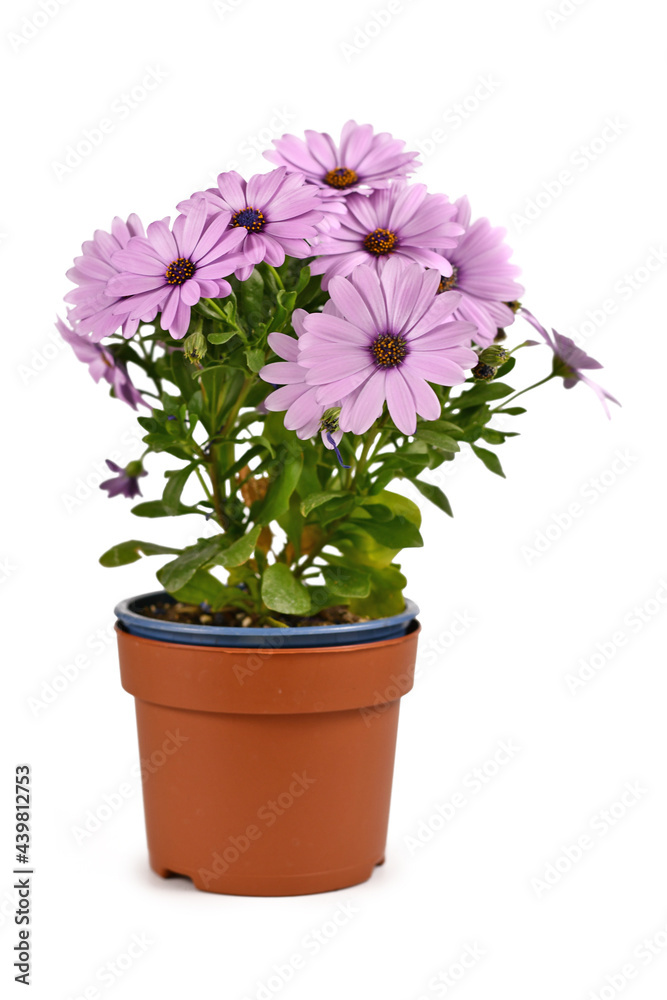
left=117, top=619, right=419, bottom=896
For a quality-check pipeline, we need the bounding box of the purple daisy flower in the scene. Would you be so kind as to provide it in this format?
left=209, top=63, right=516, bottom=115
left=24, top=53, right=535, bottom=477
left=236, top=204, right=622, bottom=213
left=56, top=316, right=148, bottom=410
left=309, top=182, right=463, bottom=290
left=259, top=308, right=344, bottom=453
left=264, top=120, right=419, bottom=198
left=436, top=196, right=524, bottom=347
left=298, top=258, right=478, bottom=436
left=107, top=200, right=244, bottom=339
left=100, top=459, right=147, bottom=499
left=65, top=214, right=155, bottom=341
left=521, top=307, right=620, bottom=418
left=177, top=167, right=325, bottom=281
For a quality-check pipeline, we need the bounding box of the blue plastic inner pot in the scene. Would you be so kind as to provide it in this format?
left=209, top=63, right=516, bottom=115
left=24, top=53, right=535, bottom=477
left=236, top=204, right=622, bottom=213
left=114, top=591, right=420, bottom=649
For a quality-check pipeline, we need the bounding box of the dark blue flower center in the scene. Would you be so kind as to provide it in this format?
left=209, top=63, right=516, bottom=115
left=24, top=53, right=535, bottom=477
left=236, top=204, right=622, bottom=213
left=370, top=333, right=408, bottom=368
left=325, top=167, right=358, bottom=189
left=437, top=266, right=458, bottom=293
left=364, top=228, right=398, bottom=256
left=231, top=206, right=265, bottom=232
left=165, top=257, right=196, bottom=285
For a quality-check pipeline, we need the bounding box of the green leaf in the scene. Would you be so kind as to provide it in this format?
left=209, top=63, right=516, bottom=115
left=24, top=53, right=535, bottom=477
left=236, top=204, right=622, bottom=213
left=162, top=463, right=197, bottom=515
left=456, top=382, right=514, bottom=409
left=244, top=347, right=265, bottom=372
left=131, top=500, right=197, bottom=518
left=471, top=443, right=506, bottom=478
left=168, top=570, right=233, bottom=609
left=222, top=445, right=266, bottom=483
left=295, top=446, right=324, bottom=503
left=322, top=565, right=371, bottom=598
left=318, top=495, right=356, bottom=526
left=362, top=490, right=422, bottom=527
left=295, top=265, right=311, bottom=294
left=414, top=428, right=460, bottom=452
left=496, top=355, right=516, bottom=378
left=167, top=350, right=197, bottom=400
left=358, top=502, right=393, bottom=523
left=99, top=540, right=180, bottom=568
left=348, top=515, right=423, bottom=549
left=253, top=448, right=303, bottom=525
left=349, top=564, right=407, bottom=618
left=410, top=479, right=453, bottom=517
left=334, top=530, right=399, bottom=570
left=295, top=274, right=328, bottom=310
left=157, top=536, right=226, bottom=592
left=424, top=419, right=463, bottom=434
left=261, top=563, right=311, bottom=615
left=207, top=328, right=238, bottom=345
left=187, top=391, right=205, bottom=423
left=215, top=524, right=262, bottom=568
left=300, top=490, right=349, bottom=517
left=137, top=415, right=160, bottom=433
left=479, top=428, right=506, bottom=445
left=498, top=406, right=526, bottom=416
left=237, top=268, right=265, bottom=326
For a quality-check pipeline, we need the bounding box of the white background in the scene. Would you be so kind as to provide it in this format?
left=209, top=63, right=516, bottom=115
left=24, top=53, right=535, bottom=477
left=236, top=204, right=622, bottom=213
left=2, top=0, right=666, bottom=997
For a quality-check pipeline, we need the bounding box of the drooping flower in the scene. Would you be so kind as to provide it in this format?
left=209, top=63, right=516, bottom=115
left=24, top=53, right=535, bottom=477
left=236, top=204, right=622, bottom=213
left=107, top=200, right=244, bottom=339
left=100, top=459, right=146, bottom=499
left=298, top=258, right=478, bottom=435
left=177, top=167, right=325, bottom=281
left=264, top=120, right=420, bottom=198
left=435, top=196, right=524, bottom=347
left=521, top=307, right=620, bottom=417
left=309, top=183, right=463, bottom=289
left=55, top=316, right=148, bottom=410
left=259, top=308, right=344, bottom=452
left=65, top=214, right=156, bottom=341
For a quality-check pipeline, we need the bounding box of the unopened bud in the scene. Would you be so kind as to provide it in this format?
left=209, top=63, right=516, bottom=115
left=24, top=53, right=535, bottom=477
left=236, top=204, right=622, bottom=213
left=184, top=331, right=207, bottom=363
left=125, top=460, right=144, bottom=478
left=471, top=362, right=497, bottom=381
left=479, top=346, right=510, bottom=367
left=320, top=407, right=341, bottom=434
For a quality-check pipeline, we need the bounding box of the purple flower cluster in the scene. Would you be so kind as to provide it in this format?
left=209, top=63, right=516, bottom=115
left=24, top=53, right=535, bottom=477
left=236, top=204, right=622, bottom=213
left=60, top=118, right=616, bottom=483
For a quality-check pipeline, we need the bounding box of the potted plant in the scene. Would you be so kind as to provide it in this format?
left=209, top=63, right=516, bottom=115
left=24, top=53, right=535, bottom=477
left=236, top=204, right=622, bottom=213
left=58, top=120, right=617, bottom=896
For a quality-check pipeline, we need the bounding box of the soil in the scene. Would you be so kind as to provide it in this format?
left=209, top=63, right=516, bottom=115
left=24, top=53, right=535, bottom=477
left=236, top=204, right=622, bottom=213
left=137, top=601, right=370, bottom=629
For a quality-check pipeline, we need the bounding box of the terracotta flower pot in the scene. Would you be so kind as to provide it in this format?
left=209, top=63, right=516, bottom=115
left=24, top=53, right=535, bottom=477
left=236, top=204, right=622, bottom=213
left=116, top=593, right=420, bottom=896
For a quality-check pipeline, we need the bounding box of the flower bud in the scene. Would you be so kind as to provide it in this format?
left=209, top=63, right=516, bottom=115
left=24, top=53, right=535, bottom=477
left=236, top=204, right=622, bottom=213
left=125, top=460, right=145, bottom=479
left=479, top=346, right=510, bottom=367
left=320, top=407, right=341, bottom=434
left=184, top=331, right=207, bottom=363
left=471, top=362, right=497, bottom=381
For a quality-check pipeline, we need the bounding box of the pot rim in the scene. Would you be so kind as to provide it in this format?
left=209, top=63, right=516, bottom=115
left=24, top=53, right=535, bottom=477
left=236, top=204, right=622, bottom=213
left=114, top=590, right=420, bottom=649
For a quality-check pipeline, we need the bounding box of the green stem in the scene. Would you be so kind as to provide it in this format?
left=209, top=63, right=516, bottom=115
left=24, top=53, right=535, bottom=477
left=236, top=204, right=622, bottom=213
left=352, top=433, right=375, bottom=486
left=294, top=538, right=328, bottom=579
left=490, top=372, right=557, bottom=413
left=202, top=298, right=227, bottom=319
left=220, top=378, right=254, bottom=441
left=194, top=466, right=215, bottom=509
left=262, top=263, right=285, bottom=291
left=209, top=377, right=254, bottom=507
left=207, top=451, right=227, bottom=528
